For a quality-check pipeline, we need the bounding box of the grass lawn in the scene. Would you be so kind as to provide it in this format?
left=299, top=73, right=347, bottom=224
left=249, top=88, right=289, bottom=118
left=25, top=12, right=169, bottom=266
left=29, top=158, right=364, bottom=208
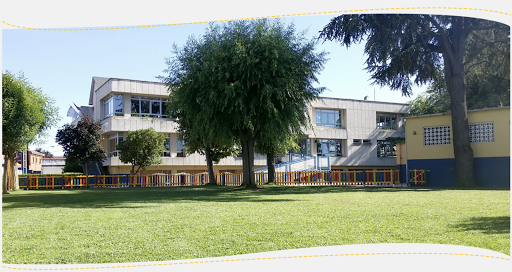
left=2, top=185, right=510, bottom=264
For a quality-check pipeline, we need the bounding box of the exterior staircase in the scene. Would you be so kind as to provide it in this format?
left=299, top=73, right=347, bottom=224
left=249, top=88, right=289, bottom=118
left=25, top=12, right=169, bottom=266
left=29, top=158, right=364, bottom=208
left=85, top=161, right=102, bottom=175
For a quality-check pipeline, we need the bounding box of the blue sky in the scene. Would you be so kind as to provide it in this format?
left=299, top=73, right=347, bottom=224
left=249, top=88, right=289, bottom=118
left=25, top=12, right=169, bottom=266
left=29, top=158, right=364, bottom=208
left=2, top=14, right=429, bottom=156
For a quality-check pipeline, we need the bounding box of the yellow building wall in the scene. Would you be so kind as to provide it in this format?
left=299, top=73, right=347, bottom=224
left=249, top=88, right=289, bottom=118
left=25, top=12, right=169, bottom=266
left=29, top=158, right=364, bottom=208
left=406, top=108, right=510, bottom=160
left=395, top=143, right=406, bottom=165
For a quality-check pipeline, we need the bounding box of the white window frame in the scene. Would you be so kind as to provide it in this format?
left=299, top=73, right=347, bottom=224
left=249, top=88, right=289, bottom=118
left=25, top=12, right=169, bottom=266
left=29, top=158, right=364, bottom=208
left=163, top=135, right=171, bottom=157
left=377, top=140, right=396, bottom=157
left=316, top=109, right=342, bottom=127
left=316, top=139, right=342, bottom=157
left=130, top=96, right=168, bottom=118
left=103, top=94, right=124, bottom=119
left=108, top=133, right=124, bottom=157
left=376, top=113, right=397, bottom=130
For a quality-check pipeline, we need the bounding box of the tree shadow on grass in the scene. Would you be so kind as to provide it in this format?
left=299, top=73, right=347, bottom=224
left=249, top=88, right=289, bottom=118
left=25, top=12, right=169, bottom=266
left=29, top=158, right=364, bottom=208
left=452, top=216, right=510, bottom=235
left=2, top=185, right=508, bottom=210
left=2, top=186, right=300, bottom=210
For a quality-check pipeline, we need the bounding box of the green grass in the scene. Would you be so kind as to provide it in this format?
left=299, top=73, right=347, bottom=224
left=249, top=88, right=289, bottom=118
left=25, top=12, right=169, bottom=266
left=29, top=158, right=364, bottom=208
left=2, top=185, right=510, bottom=264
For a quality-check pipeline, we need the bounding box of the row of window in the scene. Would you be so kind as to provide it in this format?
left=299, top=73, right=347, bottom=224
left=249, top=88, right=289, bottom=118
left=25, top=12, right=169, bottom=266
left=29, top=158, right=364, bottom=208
left=315, top=109, right=398, bottom=130
left=307, top=139, right=396, bottom=158
left=108, top=133, right=184, bottom=158
left=103, top=98, right=400, bottom=132
left=423, top=122, right=494, bottom=146
left=107, top=135, right=398, bottom=159
left=103, top=95, right=169, bottom=119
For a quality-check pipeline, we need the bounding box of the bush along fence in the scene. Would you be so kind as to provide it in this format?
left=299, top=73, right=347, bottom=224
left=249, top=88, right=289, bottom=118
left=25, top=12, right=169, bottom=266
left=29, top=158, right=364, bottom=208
left=14, top=169, right=412, bottom=190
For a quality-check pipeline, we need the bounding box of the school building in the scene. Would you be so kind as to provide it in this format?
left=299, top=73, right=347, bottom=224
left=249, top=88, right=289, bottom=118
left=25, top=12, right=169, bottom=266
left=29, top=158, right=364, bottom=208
left=402, top=107, right=510, bottom=187
left=84, top=77, right=409, bottom=176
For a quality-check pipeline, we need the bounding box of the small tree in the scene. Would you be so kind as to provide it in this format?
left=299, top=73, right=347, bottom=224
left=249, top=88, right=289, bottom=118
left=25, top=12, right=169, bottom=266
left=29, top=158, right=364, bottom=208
left=117, top=128, right=166, bottom=175
left=2, top=71, right=60, bottom=193
left=55, top=116, right=106, bottom=176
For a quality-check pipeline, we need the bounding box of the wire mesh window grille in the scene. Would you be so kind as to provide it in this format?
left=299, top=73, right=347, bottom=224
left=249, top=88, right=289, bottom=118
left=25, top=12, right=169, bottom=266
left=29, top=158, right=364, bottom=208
left=469, top=122, right=494, bottom=143
left=423, top=126, right=451, bottom=146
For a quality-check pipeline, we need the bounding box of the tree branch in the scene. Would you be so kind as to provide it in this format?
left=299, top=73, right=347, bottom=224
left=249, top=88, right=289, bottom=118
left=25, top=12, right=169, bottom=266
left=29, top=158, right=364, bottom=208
left=426, top=15, right=455, bottom=65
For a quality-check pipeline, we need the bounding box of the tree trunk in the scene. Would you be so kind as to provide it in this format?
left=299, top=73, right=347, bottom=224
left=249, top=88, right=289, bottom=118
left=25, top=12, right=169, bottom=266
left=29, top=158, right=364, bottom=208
left=10, top=151, right=19, bottom=190
left=442, top=19, right=476, bottom=187
left=241, top=133, right=256, bottom=188
left=5, top=148, right=20, bottom=191
left=83, top=163, right=89, bottom=176
left=267, top=153, right=275, bottom=184
left=3, top=152, right=10, bottom=194
left=204, top=143, right=217, bottom=185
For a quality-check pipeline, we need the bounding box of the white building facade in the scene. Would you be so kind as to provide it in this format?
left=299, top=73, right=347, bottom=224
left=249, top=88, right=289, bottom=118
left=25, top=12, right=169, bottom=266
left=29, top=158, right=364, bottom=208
left=87, top=77, right=408, bottom=174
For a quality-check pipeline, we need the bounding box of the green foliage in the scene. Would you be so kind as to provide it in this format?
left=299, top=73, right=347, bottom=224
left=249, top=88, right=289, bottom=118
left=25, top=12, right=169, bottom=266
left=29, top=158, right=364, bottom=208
left=35, top=147, right=54, bottom=158
left=319, top=15, right=509, bottom=187
left=117, top=128, right=166, bottom=174
left=162, top=19, right=327, bottom=187
left=2, top=71, right=60, bottom=152
left=55, top=116, right=106, bottom=174
left=2, top=71, right=60, bottom=192
left=408, top=89, right=451, bottom=116
left=408, top=24, right=510, bottom=116
left=385, top=137, right=405, bottom=144
left=62, top=159, right=83, bottom=173
left=319, top=15, right=509, bottom=96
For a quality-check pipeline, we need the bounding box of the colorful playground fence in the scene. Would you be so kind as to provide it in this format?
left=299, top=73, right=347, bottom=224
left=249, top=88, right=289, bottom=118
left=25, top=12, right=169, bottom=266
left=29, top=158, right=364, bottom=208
left=17, top=169, right=404, bottom=190
left=409, top=169, right=429, bottom=185
left=274, top=170, right=400, bottom=186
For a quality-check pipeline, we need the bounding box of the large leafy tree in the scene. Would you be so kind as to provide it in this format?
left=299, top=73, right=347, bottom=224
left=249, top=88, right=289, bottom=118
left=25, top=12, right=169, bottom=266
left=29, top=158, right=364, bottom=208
left=410, top=26, right=510, bottom=116
left=117, top=128, right=166, bottom=175
left=165, top=81, right=237, bottom=185
left=2, top=71, right=60, bottom=193
left=55, top=116, right=106, bottom=176
left=162, top=19, right=326, bottom=188
left=319, top=14, right=510, bottom=186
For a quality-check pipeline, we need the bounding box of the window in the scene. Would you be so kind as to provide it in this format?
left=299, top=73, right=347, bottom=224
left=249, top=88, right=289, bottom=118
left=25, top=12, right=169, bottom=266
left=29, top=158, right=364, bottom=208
left=316, top=139, right=342, bottom=156
left=103, top=94, right=123, bottom=118
left=108, top=133, right=124, bottom=157
left=353, top=139, right=362, bottom=145
left=423, top=126, right=451, bottom=145
left=377, top=140, right=396, bottom=157
left=376, top=113, right=397, bottom=130
left=131, top=96, right=168, bottom=118
left=163, top=135, right=171, bottom=157
left=363, top=139, right=371, bottom=145
left=299, top=138, right=311, bottom=155
left=316, top=109, right=341, bottom=127
left=177, top=139, right=185, bottom=157
left=469, top=122, right=494, bottom=143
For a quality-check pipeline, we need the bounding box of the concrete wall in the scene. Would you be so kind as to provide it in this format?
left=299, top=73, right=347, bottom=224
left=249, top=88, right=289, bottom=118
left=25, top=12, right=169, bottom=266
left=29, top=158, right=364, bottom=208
left=90, top=78, right=411, bottom=174
left=308, top=97, right=408, bottom=168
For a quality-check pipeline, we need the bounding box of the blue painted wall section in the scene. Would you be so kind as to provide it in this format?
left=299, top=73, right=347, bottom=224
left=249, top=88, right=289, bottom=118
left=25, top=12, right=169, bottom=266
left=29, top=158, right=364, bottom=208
left=397, top=164, right=407, bottom=184
left=473, top=157, right=510, bottom=188
left=408, top=157, right=510, bottom=187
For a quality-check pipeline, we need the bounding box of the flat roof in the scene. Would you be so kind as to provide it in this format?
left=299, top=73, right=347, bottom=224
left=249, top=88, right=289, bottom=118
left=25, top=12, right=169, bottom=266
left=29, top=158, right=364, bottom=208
left=318, top=96, right=409, bottom=106
left=405, top=106, right=510, bottom=119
